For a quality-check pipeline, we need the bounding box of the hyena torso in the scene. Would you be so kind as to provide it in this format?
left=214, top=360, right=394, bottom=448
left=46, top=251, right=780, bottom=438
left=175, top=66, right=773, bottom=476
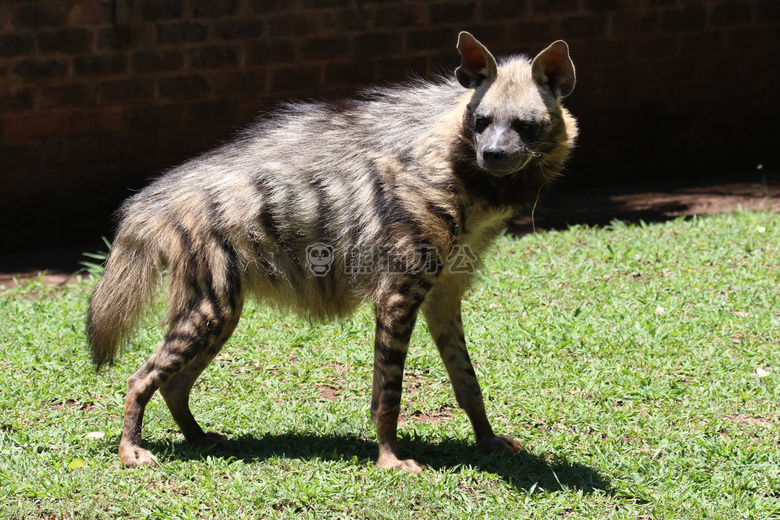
left=88, top=32, right=578, bottom=472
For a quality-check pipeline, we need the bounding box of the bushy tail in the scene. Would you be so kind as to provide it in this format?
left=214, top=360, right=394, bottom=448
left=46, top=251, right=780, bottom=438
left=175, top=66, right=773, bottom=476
left=87, top=235, right=162, bottom=370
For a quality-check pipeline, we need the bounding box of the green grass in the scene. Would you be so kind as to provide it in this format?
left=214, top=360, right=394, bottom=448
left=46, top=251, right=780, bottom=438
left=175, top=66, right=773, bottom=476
left=2, top=211, right=779, bottom=519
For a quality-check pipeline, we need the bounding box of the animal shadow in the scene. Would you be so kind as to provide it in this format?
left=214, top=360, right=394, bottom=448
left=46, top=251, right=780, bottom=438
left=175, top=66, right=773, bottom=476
left=141, top=432, right=611, bottom=495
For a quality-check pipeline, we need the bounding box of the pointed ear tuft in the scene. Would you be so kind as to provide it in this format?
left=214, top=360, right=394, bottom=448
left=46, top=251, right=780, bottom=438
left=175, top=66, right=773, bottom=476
left=455, top=32, right=498, bottom=89
left=532, top=40, right=576, bottom=98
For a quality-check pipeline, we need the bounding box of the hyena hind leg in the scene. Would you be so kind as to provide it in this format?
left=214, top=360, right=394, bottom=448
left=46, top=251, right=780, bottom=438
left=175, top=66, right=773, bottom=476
left=422, top=296, right=521, bottom=455
left=371, top=289, right=428, bottom=474
left=118, top=296, right=242, bottom=468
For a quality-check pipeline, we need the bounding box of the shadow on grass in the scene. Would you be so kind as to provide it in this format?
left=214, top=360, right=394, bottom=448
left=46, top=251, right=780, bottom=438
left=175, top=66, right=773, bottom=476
left=141, top=432, right=611, bottom=495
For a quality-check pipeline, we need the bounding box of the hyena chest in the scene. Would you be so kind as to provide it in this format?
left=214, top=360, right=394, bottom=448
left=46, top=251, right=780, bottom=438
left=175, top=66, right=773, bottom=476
left=435, top=207, right=512, bottom=289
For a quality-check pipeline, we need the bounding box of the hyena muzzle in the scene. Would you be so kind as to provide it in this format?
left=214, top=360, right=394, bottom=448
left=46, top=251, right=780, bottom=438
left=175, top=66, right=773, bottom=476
left=87, top=32, right=578, bottom=472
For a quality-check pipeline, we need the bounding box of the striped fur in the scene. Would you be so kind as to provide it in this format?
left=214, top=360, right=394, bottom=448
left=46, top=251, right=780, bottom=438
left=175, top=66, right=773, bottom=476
left=87, top=32, right=578, bottom=471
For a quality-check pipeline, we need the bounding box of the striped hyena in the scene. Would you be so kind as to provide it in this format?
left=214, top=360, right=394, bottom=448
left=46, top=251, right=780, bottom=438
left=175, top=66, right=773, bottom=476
left=87, top=32, right=578, bottom=472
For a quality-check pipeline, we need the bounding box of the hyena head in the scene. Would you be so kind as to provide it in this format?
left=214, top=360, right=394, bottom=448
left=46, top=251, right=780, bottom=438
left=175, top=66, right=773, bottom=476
left=456, top=32, right=576, bottom=177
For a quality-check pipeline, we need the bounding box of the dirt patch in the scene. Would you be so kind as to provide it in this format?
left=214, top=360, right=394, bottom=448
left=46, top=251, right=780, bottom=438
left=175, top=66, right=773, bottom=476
left=727, top=414, right=774, bottom=428
left=314, top=383, right=342, bottom=402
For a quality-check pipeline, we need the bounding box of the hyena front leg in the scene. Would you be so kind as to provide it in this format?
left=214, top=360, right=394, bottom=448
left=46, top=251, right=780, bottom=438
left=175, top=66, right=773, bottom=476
left=422, top=294, right=521, bottom=455
left=119, top=294, right=242, bottom=467
left=371, top=286, right=427, bottom=473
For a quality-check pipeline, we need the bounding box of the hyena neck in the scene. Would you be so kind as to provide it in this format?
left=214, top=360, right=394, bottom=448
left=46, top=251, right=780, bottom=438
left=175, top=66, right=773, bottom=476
left=451, top=142, right=561, bottom=212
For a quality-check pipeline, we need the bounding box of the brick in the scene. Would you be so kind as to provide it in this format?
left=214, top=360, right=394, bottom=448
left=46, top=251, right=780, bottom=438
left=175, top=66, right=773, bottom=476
left=6, top=113, right=67, bottom=141
left=457, top=24, right=509, bottom=51
left=185, top=100, right=240, bottom=124
left=12, top=59, right=68, bottom=81
left=0, top=144, right=41, bottom=173
left=44, top=135, right=121, bottom=167
left=407, top=27, right=457, bottom=51
left=375, top=5, right=427, bottom=29
left=131, top=49, right=184, bottom=73
left=695, top=52, right=744, bottom=78
left=757, top=0, right=780, bottom=21
left=158, top=74, right=211, bottom=100
left=429, top=2, right=477, bottom=24
left=576, top=38, right=630, bottom=62
left=12, top=2, right=69, bottom=28
left=191, top=45, right=240, bottom=68
left=711, top=1, right=755, bottom=27
left=726, top=26, right=775, bottom=51
left=67, top=108, right=124, bottom=137
left=191, top=0, right=238, bottom=18
left=325, top=61, right=375, bottom=86
left=628, top=36, right=678, bottom=61
left=212, top=19, right=265, bottom=40
left=653, top=56, right=697, bottom=83
left=247, top=0, right=295, bottom=14
left=159, top=125, right=233, bottom=158
left=354, top=0, right=405, bottom=5
left=266, top=13, right=320, bottom=38
left=67, top=1, right=111, bottom=25
left=156, top=21, right=208, bottom=44
left=139, top=0, right=185, bottom=21
left=40, top=83, right=98, bottom=109
left=679, top=31, right=724, bottom=55
left=209, top=70, right=268, bottom=95
left=353, top=32, right=404, bottom=56
left=0, top=88, right=34, bottom=113
left=300, top=37, right=349, bottom=61
left=483, top=0, right=529, bottom=20
left=95, top=27, right=131, bottom=50
left=0, top=33, right=35, bottom=58
left=509, top=21, right=558, bottom=44
left=74, top=54, right=128, bottom=76
left=581, top=0, right=618, bottom=13
left=660, top=5, right=708, bottom=32
left=38, top=28, right=93, bottom=54
left=532, top=0, right=579, bottom=16
left=743, top=50, right=780, bottom=76
left=560, top=15, right=607, bottom=39
left=377, top=56, right=428, bottom=82
left=124, top=104, right=185, bottom=130
left=612, top=12, right=659, bottom=36
left=100, top=78, right=156, bottom=103
left=246, top=40, right=296, bottom=65
left=333, top=8, right=373, bottom=31
left=300, top=0, right=346, bottom=7
left=270, top=65, right=322, bottom=91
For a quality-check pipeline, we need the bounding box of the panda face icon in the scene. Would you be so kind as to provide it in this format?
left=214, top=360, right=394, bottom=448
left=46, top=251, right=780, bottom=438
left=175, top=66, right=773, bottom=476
left=306, top=243, right=334, bottom=277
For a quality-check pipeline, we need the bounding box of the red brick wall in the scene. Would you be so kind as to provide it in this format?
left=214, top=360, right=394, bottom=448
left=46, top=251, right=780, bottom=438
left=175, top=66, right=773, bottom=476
left=1, top=0, right=778, bottom=249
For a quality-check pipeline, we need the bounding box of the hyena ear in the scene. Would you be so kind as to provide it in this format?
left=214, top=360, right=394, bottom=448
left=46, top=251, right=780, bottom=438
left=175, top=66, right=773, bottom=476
left=532, top=40, right=576, bottom=99
left=456, top=31, right=498, bottom=89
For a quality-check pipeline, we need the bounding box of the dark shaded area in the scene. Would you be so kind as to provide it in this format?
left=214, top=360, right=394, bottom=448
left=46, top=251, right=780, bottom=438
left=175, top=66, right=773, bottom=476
left=136, top=431, right=613, bottom=495
left=508, top=170, right=780, bottom=235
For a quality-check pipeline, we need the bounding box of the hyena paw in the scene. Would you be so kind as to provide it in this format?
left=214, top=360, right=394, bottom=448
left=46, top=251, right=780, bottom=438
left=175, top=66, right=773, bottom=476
left=377, top=454, right=426, bottom=473
left=189, top=431, right=228, bottom=446
left=478, top=434, right=521, bottom=454
left=119, top=445, right=158, bottom=467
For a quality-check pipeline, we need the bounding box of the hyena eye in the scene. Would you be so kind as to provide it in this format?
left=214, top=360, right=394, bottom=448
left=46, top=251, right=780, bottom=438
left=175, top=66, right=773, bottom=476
left=474, top=116, right=491, bottom=134
left=512, top=120, right=538, bottom=139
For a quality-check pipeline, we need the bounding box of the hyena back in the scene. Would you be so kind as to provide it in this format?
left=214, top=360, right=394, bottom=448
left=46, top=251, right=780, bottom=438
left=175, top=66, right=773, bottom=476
left=87, top=32, right=578, bottom=472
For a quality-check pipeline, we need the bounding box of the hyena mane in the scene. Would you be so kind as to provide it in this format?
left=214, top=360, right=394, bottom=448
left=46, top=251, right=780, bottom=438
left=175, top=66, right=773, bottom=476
left=87, top=32, right=577, bottom=472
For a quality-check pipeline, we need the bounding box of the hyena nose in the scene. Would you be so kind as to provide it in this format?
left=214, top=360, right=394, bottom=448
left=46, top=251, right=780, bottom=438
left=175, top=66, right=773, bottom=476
left=482, top=148, right=507, bottom=163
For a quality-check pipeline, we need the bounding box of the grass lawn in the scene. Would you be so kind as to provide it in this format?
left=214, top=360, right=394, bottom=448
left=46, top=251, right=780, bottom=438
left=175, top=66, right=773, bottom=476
left=1, top=210, right=779, bottom=519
